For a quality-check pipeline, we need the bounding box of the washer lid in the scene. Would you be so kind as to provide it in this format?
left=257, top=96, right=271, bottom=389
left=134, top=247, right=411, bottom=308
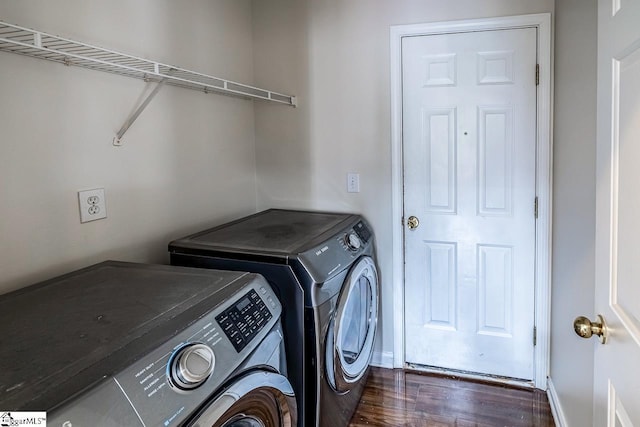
left=0, top=261, right=252, bottom=411
left=169, top=209, right=355, bottom=259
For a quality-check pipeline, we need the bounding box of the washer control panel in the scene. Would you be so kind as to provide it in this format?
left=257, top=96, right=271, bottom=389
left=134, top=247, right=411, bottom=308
left=54, top=276, right=283, bottom=427
left=215, top=289, right=273, bottom=352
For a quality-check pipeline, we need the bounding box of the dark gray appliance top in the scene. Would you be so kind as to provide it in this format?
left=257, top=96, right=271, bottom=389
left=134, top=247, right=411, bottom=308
left=0, top=261, right=252, bottom=411
left=169, top=209, right=356, bottom=259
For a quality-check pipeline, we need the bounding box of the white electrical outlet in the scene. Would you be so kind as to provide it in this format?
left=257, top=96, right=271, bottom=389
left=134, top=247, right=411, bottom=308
left=78, top=188, right=107, bottom=223
left=347, top=173, right=360, bottom=193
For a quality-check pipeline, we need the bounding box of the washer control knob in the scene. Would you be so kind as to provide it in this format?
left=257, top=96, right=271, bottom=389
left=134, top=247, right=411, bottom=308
left=345, top=232, right=362, bottom=251
left=169, top=343, right=215, bottom=390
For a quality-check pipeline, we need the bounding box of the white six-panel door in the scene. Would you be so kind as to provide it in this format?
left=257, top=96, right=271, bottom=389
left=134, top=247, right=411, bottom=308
left=403, top=28, right=537, bottom=379
left=593, top=0, right=640, bottom=425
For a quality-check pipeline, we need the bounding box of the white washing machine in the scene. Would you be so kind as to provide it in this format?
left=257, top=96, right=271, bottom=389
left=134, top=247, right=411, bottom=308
left=169, top=209, right=379, bottom=427
left=0, top=261, right=297, bottom=427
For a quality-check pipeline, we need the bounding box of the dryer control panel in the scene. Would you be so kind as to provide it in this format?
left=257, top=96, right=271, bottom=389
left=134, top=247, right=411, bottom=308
left=341, top=221, right=372, bottom=252
left=298, top=218, right=374, bottom=285
left=353, top=221, right=372, bottom=243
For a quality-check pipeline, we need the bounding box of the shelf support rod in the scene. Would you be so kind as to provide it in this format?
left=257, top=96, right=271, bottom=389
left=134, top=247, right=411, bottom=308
left=113, top=77, right=167, bottom=146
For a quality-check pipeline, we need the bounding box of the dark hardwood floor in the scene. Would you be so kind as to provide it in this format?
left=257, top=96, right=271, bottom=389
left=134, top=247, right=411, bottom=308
left=349, top=367, right=555, bottom=427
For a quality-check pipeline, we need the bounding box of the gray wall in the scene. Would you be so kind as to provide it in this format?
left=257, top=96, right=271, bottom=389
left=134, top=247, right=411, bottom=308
left=551, top=0, right=597, bottom=425
left=0, top=1, right=259, bottom=293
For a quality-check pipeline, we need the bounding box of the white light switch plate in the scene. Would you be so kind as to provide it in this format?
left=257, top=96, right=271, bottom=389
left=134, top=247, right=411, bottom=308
left=78, top=188, right=107, bottom=223
left=347, top=173, right=360, bottom=193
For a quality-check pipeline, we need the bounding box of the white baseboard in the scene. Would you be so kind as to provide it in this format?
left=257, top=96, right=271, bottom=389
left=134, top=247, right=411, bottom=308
left=370, top=351, right=394, bottom=368
left=547, top=378, right=568, bottom=427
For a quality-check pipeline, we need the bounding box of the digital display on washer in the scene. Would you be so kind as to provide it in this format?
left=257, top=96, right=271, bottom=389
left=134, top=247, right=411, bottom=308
left=236, top=297, right=251, bottom=312
left=215, top=289, right=272, bottom=352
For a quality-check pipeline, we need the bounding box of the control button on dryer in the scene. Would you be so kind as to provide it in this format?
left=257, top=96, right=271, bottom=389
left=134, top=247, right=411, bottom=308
left=345, top=232, right=362, bottom=251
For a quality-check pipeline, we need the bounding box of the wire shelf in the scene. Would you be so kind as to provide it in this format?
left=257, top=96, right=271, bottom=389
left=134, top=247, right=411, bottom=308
left=0, top=20, right=296, bottom=106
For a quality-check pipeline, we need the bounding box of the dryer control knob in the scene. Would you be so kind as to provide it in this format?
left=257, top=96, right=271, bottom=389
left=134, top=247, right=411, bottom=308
left=345, top=232, right=362, bottom=251
left=169, top=343, right=215, bottom=390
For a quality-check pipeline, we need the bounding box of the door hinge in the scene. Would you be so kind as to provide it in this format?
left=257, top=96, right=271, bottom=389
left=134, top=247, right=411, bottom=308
left=535, top=64, right=540, bottom=86
left=534, top=196, right=539, bottom=219
left=533, top=326, right=537, bottom=346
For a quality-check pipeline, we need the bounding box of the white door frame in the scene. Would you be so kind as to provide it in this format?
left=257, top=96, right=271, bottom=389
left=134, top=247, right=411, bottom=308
left=390, top=13, right=552, bottom=390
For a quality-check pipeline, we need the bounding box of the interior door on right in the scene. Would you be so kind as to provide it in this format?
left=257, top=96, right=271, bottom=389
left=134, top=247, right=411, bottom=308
left=593, top=0, right=640, bottom=425
left=403, top=27, right=538, bottom=380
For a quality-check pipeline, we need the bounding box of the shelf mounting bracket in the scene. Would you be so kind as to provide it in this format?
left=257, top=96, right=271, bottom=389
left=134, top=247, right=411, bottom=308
left=113, top=77, right=168, bottom=146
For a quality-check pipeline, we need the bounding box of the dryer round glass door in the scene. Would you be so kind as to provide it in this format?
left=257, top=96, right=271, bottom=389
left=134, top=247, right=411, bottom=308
left=326, top=256, right=379, bottom=392
left=187, top=371, right=297, bottom=427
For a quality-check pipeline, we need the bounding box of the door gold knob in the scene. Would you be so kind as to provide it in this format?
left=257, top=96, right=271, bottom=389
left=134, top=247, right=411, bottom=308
left=407, top=216, right=419, bottom=230
left=573, top=314, right=608, bottom=344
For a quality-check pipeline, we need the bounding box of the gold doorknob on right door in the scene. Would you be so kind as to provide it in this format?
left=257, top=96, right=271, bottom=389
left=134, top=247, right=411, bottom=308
left=407, top=216, right=419, bottom=230
left=573, top=314, right=608, bottom=344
